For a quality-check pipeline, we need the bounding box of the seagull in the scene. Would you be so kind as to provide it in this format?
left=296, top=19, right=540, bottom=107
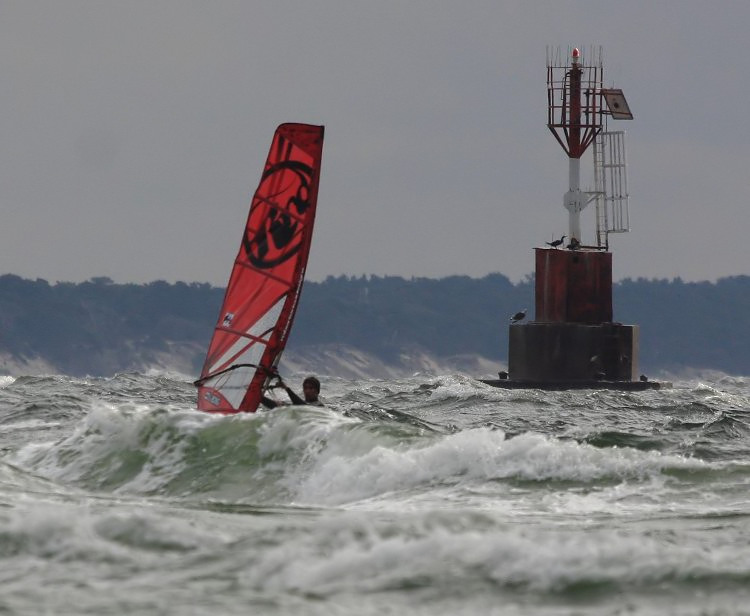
left=546, top=235, right=566, bottom=248
left=510, top=309, right=526, bottom=323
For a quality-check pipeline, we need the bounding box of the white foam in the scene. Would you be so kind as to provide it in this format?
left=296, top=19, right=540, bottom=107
left=0, top=375, right=15, bottom=388
left=1, top=497, right=229, bottom=569
left=240, top=510, right=750, bottom=596
left=9, top=401, right=221, bottom=493
left=291, top=427, right=707, bottom=506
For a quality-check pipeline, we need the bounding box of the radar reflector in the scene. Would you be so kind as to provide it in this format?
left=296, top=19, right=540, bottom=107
left=602, top=89, right=633, bottom=120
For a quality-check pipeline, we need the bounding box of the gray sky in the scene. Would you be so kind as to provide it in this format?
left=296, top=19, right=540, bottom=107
left=2, top=1, right=749, bottom=286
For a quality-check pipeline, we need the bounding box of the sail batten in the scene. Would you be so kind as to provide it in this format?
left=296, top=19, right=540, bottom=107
left=195, top=123, right=324, bottom=414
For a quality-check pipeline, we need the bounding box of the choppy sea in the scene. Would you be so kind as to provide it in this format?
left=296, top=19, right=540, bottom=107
left=1, top=370, right=750, bottom=615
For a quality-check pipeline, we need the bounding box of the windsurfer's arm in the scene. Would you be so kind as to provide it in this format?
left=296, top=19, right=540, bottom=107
left=260, top=395, right=278, bottom=409
left=285, top=387, right=305, bottom=405
left=277, top=378, right=305, bottom=405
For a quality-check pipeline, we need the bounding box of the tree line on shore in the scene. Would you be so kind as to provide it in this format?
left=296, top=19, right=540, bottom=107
left=0, top=272, right=748, bottom=376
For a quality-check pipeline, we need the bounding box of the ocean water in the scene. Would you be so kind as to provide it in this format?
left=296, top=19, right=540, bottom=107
left=1, top=371, right=750, bottom=615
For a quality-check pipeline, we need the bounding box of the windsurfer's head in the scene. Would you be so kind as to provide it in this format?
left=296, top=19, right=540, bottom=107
left=302, top=376, right=320, bottom=402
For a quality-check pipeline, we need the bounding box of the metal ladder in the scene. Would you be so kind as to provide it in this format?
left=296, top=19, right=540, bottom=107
left=593, top=130, right=630, bottom=248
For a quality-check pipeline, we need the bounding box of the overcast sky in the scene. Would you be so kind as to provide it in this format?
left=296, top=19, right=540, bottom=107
left=2, top=1, right=749, bottom=286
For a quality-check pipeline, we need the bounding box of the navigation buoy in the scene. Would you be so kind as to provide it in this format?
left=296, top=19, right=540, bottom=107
left=481, top=47, right=666, bottom=391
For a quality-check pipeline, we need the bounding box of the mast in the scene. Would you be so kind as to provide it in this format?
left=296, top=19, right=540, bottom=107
left=546, top=46, right=605, bottom=245
left=546, top=46, right=633, bottom=247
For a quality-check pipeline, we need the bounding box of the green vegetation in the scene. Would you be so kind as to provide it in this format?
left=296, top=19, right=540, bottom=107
left=0, top=275, right=223, bottom=375
left=0, top=273, right=748, bottom=376
left=293, top=273, right=530, bottom=361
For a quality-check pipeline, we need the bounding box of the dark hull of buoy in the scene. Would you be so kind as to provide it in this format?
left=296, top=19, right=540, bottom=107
left=508, top=321, right=638, bottom=382
left=484, top=248, right=669, bottom=391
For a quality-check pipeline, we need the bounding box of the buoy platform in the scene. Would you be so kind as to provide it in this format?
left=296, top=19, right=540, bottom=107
left=480, top=376, right=670, bottom=391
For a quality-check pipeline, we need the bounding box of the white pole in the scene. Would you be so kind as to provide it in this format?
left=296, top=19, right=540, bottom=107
left=564, top=157, right=584, bottom=243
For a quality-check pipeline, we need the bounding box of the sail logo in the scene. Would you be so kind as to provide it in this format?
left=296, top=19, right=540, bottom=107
left=243, top=159, right=314, bottom=269
left=203, top=391, right=222, bottom=407
left=222, top=312, right=234, bottom=326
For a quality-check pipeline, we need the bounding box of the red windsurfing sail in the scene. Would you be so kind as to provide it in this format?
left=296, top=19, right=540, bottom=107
left=195, top=123, right=324, bottom=413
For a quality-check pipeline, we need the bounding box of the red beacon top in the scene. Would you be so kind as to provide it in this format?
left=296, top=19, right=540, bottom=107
left=571, top=47, right=580, bottom=63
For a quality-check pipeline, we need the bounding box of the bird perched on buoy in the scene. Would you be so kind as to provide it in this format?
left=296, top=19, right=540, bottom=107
left=546, top=235, right=566, bottom=248
left=510, top=309, right=526, bottom=323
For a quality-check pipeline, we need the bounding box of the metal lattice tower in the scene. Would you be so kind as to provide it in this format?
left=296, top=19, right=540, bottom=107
left=546, top=46, right=632, bottom=247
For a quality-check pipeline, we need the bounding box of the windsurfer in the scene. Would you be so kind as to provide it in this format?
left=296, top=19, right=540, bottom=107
left=261, top=376, right=323, bottom=408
